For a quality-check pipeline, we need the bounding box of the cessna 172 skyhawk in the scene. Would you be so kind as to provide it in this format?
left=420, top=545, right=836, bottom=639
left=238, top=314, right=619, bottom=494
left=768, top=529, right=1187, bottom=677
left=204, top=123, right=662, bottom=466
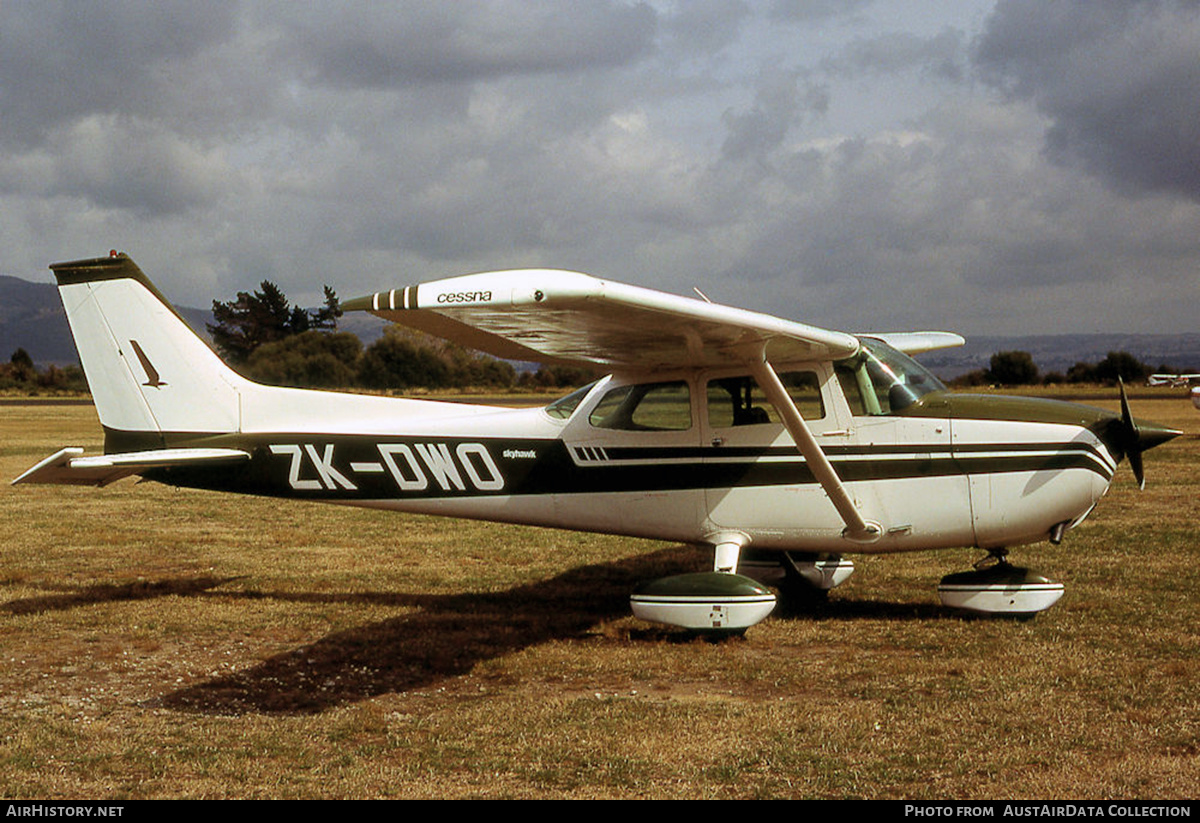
left=1147, top=373, right=1200, bottom=387
left=13, top=252, right=1180, bottom=632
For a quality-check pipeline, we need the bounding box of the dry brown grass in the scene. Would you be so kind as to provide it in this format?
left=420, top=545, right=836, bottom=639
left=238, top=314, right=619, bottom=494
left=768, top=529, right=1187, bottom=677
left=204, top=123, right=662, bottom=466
left=0, top=391, right=1197, bottom=799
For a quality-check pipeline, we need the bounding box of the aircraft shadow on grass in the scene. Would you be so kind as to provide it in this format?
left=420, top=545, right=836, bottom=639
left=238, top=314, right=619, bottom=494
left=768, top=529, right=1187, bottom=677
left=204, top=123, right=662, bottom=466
left=4, top=545, right=952, bottom=716
left=2, top=576, right=237, bottom=615
left=157, top=544, right=705, bottom=714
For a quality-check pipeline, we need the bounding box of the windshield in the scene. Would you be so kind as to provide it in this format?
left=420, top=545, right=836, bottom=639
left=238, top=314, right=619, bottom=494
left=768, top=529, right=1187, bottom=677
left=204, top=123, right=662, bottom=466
left=835, top=338, right=946, bottom=415
left=544, top=380, right=601, bottom=420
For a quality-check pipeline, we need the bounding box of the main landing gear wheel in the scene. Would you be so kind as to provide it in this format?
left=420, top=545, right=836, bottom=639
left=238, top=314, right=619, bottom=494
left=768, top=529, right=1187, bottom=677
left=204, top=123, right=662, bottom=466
left=776, top=552, right=855, bottom=608
left=937, top=549, right=1064, bottom=618
left=629, top=572, right=776, bottom=634
left=786, top=551, right=854, bottom=588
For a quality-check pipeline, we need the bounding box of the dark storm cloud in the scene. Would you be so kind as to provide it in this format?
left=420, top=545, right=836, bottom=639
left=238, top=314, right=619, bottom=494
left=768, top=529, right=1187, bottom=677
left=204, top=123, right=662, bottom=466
left=40, top=116, right=229, bottom=217
left=721, top=69, right=812, bottom=163
left=768, top=0, right=875, bottom=23
left=2, top=1, right=1197, bottom=336
left=657, top=0, right=752, bottom=56
left=821, top=28, right=968, bottom=82
left=0, top=2, right=237, bottom=146
left=282, top=2, right=657, bottom=88
left=974, top=0, right=1200, bottom=200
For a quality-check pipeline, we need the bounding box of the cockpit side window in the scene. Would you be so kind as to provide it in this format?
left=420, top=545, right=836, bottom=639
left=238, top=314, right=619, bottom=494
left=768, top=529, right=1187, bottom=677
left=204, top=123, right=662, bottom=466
left=836, top=339, right=946, bottom=416
left=835, top=363, right=873, bottom=416
left=589, top=381, right=692, bottom=431
left=707, top=371, right=824, bottom=428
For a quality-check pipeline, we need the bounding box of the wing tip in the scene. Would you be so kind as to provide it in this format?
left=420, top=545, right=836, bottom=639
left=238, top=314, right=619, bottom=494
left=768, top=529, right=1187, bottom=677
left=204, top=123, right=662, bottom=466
left=861, top=331, right=966, bottom=355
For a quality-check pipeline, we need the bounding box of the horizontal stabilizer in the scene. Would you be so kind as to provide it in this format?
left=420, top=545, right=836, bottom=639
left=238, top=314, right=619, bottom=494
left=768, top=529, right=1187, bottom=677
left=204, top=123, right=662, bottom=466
left=13, top=447, right=251, bottom=488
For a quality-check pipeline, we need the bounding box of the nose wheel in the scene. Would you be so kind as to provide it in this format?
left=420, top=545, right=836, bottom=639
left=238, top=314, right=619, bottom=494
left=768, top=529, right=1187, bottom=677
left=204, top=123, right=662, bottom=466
left=937, top=548, right=1064, bottom=617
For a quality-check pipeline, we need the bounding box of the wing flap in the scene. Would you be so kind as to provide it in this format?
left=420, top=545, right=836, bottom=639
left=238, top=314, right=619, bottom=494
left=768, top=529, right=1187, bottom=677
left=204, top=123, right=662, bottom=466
left=13, top=447, right=251, bottom=487
left=344, top=270, right=861, bottom=370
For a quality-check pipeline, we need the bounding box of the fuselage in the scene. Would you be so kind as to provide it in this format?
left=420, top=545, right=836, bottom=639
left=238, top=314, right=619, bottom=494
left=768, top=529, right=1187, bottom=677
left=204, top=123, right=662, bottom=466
left=142, top=341, right=1143, bottom=557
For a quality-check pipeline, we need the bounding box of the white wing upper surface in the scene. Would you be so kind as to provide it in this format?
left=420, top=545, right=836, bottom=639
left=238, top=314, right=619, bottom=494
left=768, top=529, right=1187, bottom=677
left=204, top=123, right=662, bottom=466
left=344, top=270, right=863, bottom=371
left=864, top=331, right=966, bottom=355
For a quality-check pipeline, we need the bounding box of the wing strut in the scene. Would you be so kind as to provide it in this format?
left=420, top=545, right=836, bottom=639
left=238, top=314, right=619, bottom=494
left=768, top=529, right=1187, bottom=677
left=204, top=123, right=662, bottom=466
left=746, top=357, right=882, bottom=543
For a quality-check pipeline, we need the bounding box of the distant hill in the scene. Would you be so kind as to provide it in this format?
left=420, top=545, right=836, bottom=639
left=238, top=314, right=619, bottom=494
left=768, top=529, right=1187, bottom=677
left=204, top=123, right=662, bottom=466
left=919, top=334, right=1200, bottom=379
left=0, top=275, right=75, bottom=365
left=0, top=275, right=387, bottom=367
left=2, top=274, right=1196, bottom=376
left=0, top=275, right=219, bottom=366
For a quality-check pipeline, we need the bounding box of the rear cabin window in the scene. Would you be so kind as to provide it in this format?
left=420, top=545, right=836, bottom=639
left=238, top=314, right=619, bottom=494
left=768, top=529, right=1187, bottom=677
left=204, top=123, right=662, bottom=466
left=706, top=371, right=824, bottom=427
left=589, top=381, right=692, bottom=431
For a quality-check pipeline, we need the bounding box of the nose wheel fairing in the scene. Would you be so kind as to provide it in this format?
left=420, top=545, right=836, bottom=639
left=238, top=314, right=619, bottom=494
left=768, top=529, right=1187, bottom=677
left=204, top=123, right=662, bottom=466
left=938, top=550, right=1064, bottom=616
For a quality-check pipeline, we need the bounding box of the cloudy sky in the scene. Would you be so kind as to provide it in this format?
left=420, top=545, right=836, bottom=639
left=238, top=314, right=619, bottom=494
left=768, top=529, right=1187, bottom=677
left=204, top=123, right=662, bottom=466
left=2, top=0, right=1198, bottom=336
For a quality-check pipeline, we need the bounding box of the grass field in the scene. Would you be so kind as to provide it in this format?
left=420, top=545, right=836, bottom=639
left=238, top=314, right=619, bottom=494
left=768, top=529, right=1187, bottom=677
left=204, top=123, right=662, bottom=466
left=1, top=391, right=1197, bottom=799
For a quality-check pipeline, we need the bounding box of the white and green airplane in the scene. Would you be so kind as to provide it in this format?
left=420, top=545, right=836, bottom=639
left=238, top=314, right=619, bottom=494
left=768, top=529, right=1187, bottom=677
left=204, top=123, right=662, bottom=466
left=13, top=252, right=1179, bottom=632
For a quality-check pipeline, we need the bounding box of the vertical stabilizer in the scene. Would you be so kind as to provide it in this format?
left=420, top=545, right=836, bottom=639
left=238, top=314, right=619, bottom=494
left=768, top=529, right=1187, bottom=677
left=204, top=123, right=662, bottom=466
left=51, top=253, right=244, bottom=447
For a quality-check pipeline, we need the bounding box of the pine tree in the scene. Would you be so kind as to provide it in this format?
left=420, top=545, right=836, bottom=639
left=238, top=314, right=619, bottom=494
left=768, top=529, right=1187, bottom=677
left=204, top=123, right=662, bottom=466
left=207, top=281, right=341, bottom=364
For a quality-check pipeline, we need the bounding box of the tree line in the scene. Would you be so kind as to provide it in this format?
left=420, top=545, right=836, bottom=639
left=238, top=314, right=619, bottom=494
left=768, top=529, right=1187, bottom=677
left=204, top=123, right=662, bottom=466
left=950, top=349, right=1182, bottom=388
left=204, top=280, right=593, bottom=391
left=0, top=348, right=88, bottom=392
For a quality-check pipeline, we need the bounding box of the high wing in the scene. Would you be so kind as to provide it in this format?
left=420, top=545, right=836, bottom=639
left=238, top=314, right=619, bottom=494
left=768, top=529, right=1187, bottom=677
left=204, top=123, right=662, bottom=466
left=343, top=270, right=862, bottom=370
left=865, top=332, right=966, bottom=355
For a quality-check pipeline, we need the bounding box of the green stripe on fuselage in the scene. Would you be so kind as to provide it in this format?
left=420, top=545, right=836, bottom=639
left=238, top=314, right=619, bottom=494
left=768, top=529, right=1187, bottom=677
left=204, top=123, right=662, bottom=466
left=122, top=429, right=1114, bottom=501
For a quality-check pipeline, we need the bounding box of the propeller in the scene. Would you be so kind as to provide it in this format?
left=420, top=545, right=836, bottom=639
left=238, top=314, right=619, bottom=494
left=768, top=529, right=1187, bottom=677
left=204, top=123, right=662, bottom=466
left=1115, top=378, right=1181, bottom=489
left=1118, top=378, right=1144, bottom=489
